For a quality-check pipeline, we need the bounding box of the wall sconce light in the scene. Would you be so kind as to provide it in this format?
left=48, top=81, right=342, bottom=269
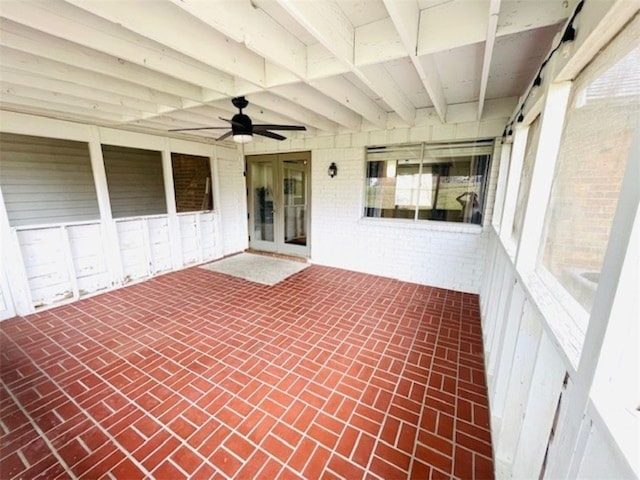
left=328, top=162, right=338, bottom=178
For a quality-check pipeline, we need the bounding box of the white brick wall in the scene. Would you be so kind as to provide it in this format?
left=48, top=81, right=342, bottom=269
left=240, top=116, right=507, bottom=294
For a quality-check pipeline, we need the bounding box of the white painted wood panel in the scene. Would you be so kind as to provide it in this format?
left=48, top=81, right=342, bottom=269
left=0, top=267, right=15, bottom=320
left=481, top=227, right=636, bottom=479
left=116, top=219, right=150, bottom=284
left=576, top=404, right=636, bottom=479
left=66, top=223, right=110, bottom=295
left=16, top=227, right=74, bottom=307
left=147, top=217, right=172, bottom=275
left=14, top=222, right=109, bottom=308
left=199, top=212, right=216, bottom=261
left=510, top=333, right=566, bottom=478
left=492, top=301, right=543, bottom=477
left=179, top=214, right=200, bottom=266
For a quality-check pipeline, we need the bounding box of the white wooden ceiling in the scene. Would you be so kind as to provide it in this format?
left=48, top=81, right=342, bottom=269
left=0, top=0, right=577, bottom=143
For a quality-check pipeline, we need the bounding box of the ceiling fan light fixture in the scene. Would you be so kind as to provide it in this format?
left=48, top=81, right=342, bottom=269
left=233, top=133, right=253, bottom=143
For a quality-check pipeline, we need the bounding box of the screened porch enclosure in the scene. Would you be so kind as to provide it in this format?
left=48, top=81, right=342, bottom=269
left=0, top=0, right=638, bottom=479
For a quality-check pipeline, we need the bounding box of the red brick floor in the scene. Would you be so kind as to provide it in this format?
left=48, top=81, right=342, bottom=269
left=0, top=265, right=493, bottom=479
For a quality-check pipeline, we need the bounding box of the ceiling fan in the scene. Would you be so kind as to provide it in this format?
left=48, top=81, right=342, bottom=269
left=169, top=96, right=306, bottom=143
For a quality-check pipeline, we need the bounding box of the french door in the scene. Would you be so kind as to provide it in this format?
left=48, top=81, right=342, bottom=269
left=247, top=151, right=310, bottom=257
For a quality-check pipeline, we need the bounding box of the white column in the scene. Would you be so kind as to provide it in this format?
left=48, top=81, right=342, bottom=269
left=0, top=184, right=32, bottom=316
left=491, top=140, right=512, bottom=233
left=161, top=142, right=184, bottom=269
left=88, top=126, right=124, bottom=286
left=514, top=80, right=572, bottom=273
left=210, top=144, right=224, bottom=259
left=498, top=125, right=527, bottom=252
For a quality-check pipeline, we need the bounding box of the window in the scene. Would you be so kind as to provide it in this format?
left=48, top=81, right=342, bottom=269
left=102, top=145, right=167, bottom=218
left=539, top=44, right=639, bottom=313
left=364, top=140, right=493, bottom=224
left=171, top=153, right=213, bottom=213
left=0, top=133, right=99, bottom=226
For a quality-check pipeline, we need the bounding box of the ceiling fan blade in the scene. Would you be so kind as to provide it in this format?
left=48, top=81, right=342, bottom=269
left=216, top=131, right=233, bottom=141
left=253, top=124, right=306, bottom=131
left=254, top=130, right=286, bottom=141
left=168, top=126, right=229, bottom=131
left=219, top=116, right=244, bottom=128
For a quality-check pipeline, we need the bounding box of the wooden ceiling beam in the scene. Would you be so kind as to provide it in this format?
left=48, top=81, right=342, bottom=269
left=310, top=76, right=387, bottom=130
left=269, top=83, right=362, bottom=130
left=478, top=0, right=502, bottom=120
left=244, top=93, right=341, bottom=133
left=0, top=68, right=162, bottom=115
left=0, top=48, right=185, bottom=110
left=0, top=16, right=206, bottom=102
left=1, top=0, right=235, bottom=98
left=0, top=82, right=146, bottom=118
left=383, top=0, right=447, bottom=123
left=0, top=96, right=132, bottom=124
left=64, top=0, right=260, bottom=90
left=277, top=0, right=415, bottom=125
left=168, top=0, right=306, bottom=82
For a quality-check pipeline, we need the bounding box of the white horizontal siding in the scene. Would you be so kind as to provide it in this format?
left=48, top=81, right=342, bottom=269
left=0, top=132, right=99, bottom=226
left=102, top=144, right=167, bottom=218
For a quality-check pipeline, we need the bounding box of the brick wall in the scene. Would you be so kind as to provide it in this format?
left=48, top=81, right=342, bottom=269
left=242, top=116, right=506, bottom=293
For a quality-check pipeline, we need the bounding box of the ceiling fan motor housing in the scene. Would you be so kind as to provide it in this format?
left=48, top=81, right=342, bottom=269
left=231, top=113, right=252, bottom=136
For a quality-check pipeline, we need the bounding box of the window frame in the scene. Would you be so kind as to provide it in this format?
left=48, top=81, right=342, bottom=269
left=363, top=139, right=494, bottom=226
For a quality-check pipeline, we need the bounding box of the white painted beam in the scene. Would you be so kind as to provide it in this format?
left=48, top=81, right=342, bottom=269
left=0, top=69, right=160, bottom=114
left=64, top=0, right=261, bottom=89
left=277, top=0, right=355, bottom=65
left=168, top=0, right=307, bottom=81
left=383, top=0, right=447, bottom=122
left=418, top=0, right=490, bottom=56
left=307, top=43, right=350, bottom=80
left=0, top=96, right=129, bottom=124
left=478, top=0, right=502, bottom=120
left=0, top=82, right=146, bottom=118
left=270, top=83, right=362, bottom=130
left=354, top=17, right=406, bottom=67
left=0, top=19, right=204, bottom=102
left=360, top=63, right=416, bottom=124
left=310, top=76, right=387, bottom=129
left=277, top=0, right=416, bottom=125
left=0, top=48, right=185, bottom=110
left=246, top=92, right=341, bottom=133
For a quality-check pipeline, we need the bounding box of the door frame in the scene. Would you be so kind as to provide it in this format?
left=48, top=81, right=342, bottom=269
left=246, top=151, right=311, bottom=258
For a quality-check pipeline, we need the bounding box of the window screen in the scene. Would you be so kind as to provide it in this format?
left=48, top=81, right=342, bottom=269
left=539, top=44, right=639, bottom=312
left=0, top=133, right=99, bottom=227
left=171, top=153, right=213, bottom=212
left=102, top=145, right=167, bottom=218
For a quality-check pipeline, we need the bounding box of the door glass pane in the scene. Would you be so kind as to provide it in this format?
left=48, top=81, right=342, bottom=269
left=252, top=162, right=274, bottom=242
left=283, top=160, right=307, bottom=246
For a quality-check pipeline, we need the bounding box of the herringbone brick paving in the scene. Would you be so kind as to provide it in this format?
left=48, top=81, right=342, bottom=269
left=0, top=264, right=493, bottom=479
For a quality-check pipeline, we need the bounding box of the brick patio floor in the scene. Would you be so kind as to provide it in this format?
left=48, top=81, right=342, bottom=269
left=0, top=264, right=493, bottom=479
